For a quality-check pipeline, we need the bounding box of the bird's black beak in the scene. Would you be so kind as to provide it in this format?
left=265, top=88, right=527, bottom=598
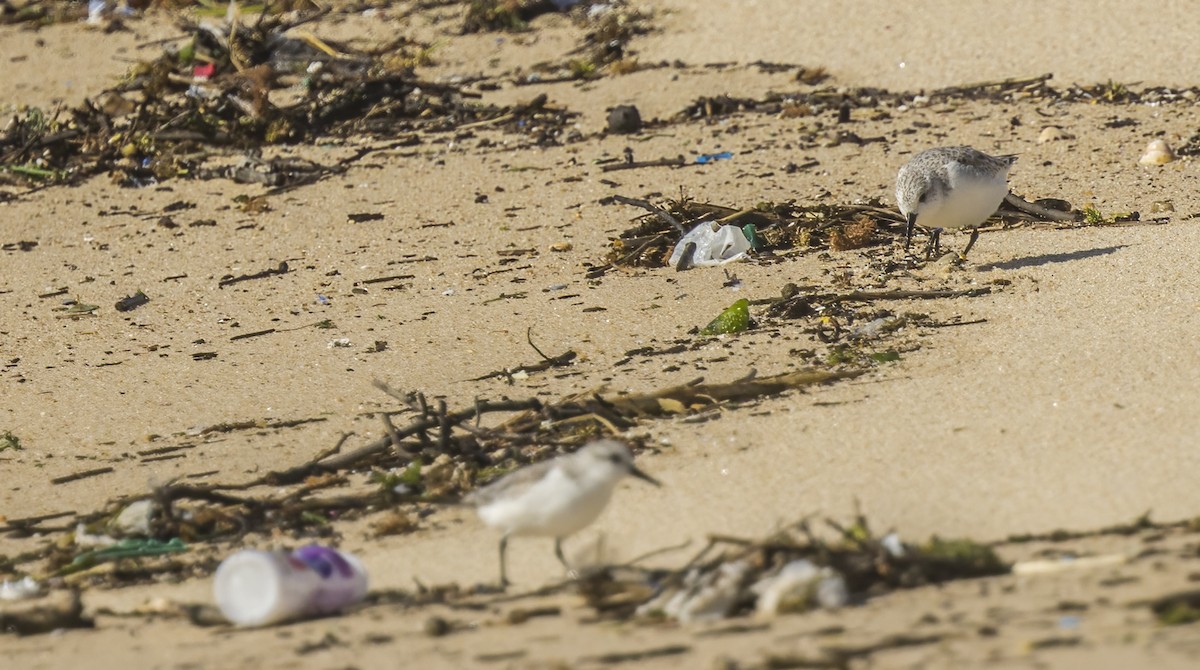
left=904, top=212, right=917, bottom=250
left=629, top=463, right=661, bottom=487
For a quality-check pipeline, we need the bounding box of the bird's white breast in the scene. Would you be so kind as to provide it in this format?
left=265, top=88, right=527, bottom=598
left=929, top=162, right=1010, bottom=230
left=477, top=466, right=618, bottom=538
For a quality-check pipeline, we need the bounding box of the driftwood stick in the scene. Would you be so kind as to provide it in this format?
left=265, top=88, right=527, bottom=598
left=313, top=398, right=544, bottom=473
left=824, top=288, right=991, bottom=302
left=930, top=72, right=1053, bottom=97
left=602, top=157, right=688, bottom=173
left=1003, top=192, right=1081, bottom=222
left=612, top=195, right=686, bottom=233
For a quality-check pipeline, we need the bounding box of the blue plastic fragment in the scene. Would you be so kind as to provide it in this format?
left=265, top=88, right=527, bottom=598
left=695, top=151, right=733, bottom=164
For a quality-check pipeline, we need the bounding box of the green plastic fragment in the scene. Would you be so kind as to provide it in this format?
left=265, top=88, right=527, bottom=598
left=700, top=299, right=750, bottom=335
left=177, top=38, right=195, bottom=65
left=741, top=224, right=762, bottom=251
left=870, top=350, right=901, bottom=363
left=64, top=537, right=187, bottom=574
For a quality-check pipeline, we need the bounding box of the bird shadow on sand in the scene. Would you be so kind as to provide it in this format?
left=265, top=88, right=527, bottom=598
left=976, top=244, right=1127, bottom=271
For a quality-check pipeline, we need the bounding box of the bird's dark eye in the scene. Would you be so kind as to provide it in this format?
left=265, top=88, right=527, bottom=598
left=918, top=192, right=928, bottom=203
left=609, top=454, right=622, bottom=464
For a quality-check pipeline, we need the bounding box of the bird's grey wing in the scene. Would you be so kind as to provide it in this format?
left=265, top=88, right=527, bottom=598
left=945, top=157, right=1012, bottom=187
left=464, top=459, right=558, bottom=507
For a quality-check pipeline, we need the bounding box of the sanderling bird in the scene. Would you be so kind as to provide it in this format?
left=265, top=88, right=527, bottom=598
left=465, top=438, right=661, bottom=587
left=895, top=146, right=1017, bottom=259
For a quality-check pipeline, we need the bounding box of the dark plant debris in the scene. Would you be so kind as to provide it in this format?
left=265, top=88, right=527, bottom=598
left=0, top=364, right=864, bottom=590
left=603, top=191, right=1095, bottom=271
left=675, top=73, right=1200, bottom=124
left=0, top=4, right=581, bottom=190
left=0, top=590, right=93, bottom=636
left=577, top=510, right=1009, bottom=623
left=114, top=291, right=150, bottom=312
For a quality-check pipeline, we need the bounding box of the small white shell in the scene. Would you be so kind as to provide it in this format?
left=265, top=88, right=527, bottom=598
left=1138, top=139, right=1176, bottom=165
left=1038, top=126, right=1073, bottom=143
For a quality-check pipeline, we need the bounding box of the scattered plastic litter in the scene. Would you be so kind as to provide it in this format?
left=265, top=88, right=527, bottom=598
left=110, top=499, right=157, bottom=537
left=85, top=0, right=133, bottom=26
left=0, top=576, right=41, bottom=601
left=640, top=560, right=749, bottom=623
left=85, top=0, right=106, bottom=26
left=700, top=298, right=751, bottom=336
left=669, top=221, right=751, bottom=268
left=587, top=3, right=613, bottom=19
left=752, top=559, right=849, bottom=616
left=881, top=532, right=906, bottom=558
left=213, top=546, right=368, bottom=627
left=74, top=524, right=118, bottom=548
left=695, top=151, right=733, bottom=164
left=816, top=571, right=849, bottom=609
left=65, top=538, right=187, bottom=574
left=740, top=223, right=762, bottom=251
left=192, top=63, right=216, bottom=82
left=850, top=316, right=902, bottom=341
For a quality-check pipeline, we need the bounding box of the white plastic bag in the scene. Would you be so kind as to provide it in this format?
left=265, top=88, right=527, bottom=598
left=668, top=221, right=751, bottom=268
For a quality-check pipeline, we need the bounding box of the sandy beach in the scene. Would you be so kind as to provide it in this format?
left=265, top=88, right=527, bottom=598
left=4, top=1, right=1200, bottom=667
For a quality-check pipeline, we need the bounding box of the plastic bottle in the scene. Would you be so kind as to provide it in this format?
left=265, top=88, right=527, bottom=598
left=213, top=545, right=368, bottom=626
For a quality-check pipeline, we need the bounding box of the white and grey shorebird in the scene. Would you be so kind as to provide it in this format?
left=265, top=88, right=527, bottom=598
left=464, top=438, right=661, bottom=587
left=895, top=146, right=1017, bottom=259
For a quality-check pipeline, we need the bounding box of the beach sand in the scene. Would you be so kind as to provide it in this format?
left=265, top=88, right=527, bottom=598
left=4, top=2, right=1200, bottom=667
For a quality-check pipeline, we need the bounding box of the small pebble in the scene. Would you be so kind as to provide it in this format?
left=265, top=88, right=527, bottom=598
left=607, top=104, right=642, bottom=134
left=424, top=616, right=450, bottom=637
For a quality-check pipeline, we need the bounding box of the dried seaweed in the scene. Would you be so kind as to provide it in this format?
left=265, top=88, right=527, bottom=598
left=0, top=7, right=579, bottom=190
left=461, top=0, right=545, bottom=33
left=471, top=0, right=654, bottom=82
left=0, top=365, right=864, bottom=589
left=605, top=195, right=904, bottom=266
left=577, top=511, right=1009, bottom=624
left=672, top=72, right=1200, bottom=125
left=0, top=590, right=93, bottom=635
left=0, top=0, right=86, bottom=26
left=604, top=192, right=1093, bottom=270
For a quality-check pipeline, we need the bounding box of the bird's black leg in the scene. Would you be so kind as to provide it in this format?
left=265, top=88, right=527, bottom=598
left=499, top=536, right=510, bottom=588
left=960, top=228, right=981, bottom=259
left=554, top=538, right=572, bottom=572
left=923, top=228, right=942, bottom=260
